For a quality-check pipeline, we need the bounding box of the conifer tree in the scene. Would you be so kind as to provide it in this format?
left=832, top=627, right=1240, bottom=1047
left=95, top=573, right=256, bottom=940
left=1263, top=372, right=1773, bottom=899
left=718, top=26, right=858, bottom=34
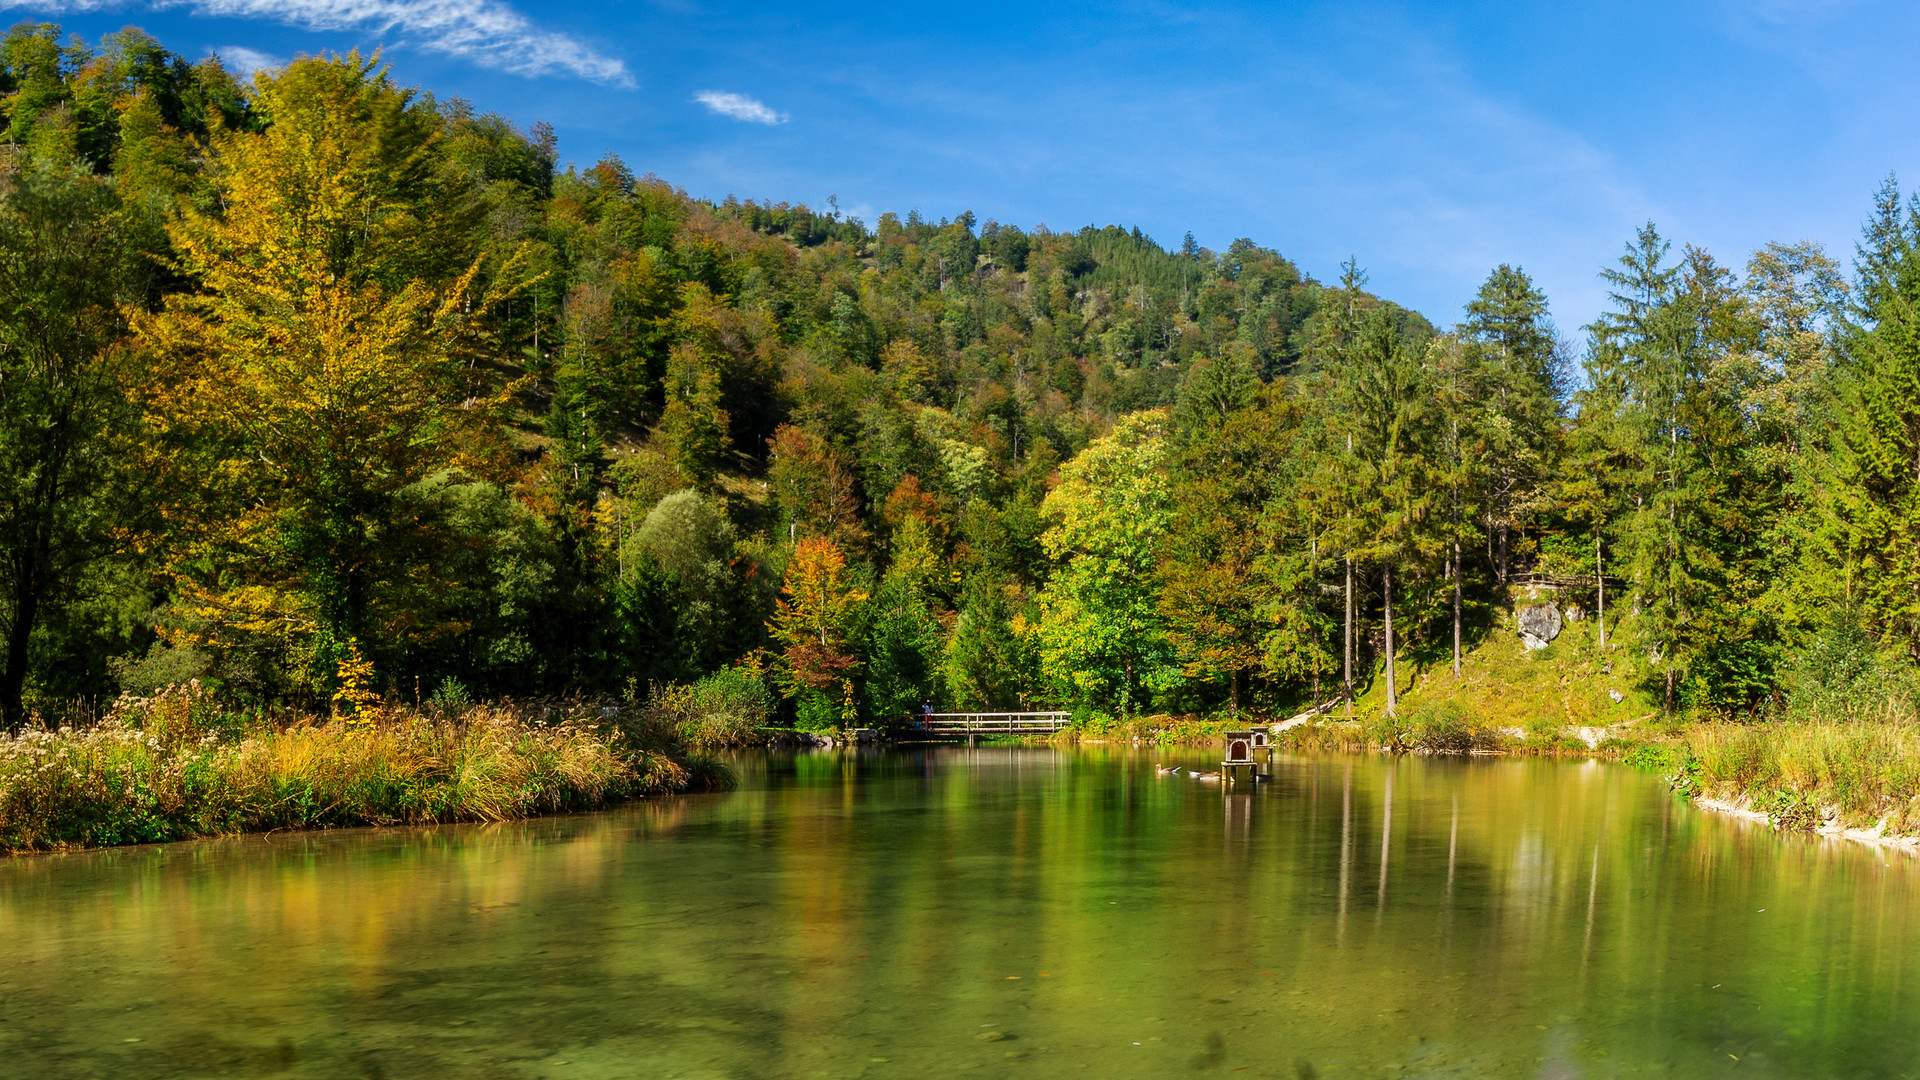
left=1460, top=264, right=1562, bottom=584
left=1827, top=182, right=1920, bottom=658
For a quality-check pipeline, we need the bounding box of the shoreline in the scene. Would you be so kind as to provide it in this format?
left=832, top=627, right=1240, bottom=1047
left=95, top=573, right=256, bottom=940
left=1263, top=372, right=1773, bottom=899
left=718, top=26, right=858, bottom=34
left=1692, top=794, right=1920, bottom=851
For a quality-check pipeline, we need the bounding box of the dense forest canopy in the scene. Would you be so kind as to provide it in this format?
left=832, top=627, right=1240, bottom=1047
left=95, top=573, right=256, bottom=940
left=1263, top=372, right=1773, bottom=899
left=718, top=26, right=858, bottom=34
left=2, top=23, right=1915, bottom=731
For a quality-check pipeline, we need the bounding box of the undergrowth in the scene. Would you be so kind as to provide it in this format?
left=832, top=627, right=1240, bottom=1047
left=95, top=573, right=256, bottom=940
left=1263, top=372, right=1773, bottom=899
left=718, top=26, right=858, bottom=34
left=0, top=683, right=733, bottom=853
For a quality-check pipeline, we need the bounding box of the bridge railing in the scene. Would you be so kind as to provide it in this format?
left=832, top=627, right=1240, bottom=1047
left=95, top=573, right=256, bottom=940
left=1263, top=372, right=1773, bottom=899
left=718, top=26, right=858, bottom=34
left=914, top=711, right=1072, bottom=734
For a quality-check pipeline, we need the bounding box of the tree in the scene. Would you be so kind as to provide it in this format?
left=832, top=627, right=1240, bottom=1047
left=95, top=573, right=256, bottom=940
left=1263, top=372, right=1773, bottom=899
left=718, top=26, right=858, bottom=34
left=1581, top=225, right=1762, bottom=710
left=1161, top=378, right=1297, bottom=710
left=1826, top=182, right=1920, bottom=658
left=1327, top=309, right=1434, bottom=717
left=768, top=423, right=867, bottom=551
left=1460, top=264, right=1562, bottom=584
left=767, top=537, right=866, bottom=728
left=135, top=54, right=522, bottom=693
left=628, top=490, right=754, bottom=680
left=660, top=342, right=731, bottom=488
left=860, top=514, right=947, bottom=723
left=0, top=163, right=150, bottom=730
left=1035, top=411, right=1178, bottom=711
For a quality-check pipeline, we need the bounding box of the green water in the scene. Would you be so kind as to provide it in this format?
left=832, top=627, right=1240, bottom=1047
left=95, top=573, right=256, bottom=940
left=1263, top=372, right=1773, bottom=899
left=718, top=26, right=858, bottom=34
left=3, top=748, right=1919, bottom=1079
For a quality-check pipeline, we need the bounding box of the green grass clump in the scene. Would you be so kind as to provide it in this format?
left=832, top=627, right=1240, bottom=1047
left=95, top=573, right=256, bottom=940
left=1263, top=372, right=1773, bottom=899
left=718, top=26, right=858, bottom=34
left=0, top=683, right=731, bottom=853
left=1363, top=701, right=1504, bottom=753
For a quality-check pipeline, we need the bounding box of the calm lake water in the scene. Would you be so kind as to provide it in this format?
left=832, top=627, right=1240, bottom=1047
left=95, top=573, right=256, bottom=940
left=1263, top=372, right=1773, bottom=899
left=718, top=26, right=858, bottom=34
left=4, top=747, right=1920, bottom=1079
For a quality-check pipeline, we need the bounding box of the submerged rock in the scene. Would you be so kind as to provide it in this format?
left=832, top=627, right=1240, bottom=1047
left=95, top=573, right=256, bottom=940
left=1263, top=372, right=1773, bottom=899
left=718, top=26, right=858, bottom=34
left=1518, top=603, right=1563, bottom=650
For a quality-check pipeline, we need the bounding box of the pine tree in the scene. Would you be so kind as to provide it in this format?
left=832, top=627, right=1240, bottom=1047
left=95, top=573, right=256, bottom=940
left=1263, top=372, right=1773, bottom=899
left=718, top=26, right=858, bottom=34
left=1460, top=264, right=1562, bottom=584
left=1328, top=309, right=1434, bottom=716
left=1827, top=181, right=1920, bottom=658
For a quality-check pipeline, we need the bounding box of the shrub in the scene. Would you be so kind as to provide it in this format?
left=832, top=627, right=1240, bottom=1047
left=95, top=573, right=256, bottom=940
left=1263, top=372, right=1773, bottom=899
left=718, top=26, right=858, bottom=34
left=1364, top=701, right=1501, bottom=753
left=644, top=666, right=774, bottom=750
left=1783, top=612, right=1919, bottom=722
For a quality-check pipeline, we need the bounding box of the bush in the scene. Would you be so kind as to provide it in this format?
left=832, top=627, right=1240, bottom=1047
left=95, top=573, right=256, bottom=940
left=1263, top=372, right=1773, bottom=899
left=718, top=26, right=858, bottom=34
left=1783, top=612, right=1918, bottom=722
left=644, top=666, right=774, bottom=750
left=1364, top=701, right=1501, bottom=753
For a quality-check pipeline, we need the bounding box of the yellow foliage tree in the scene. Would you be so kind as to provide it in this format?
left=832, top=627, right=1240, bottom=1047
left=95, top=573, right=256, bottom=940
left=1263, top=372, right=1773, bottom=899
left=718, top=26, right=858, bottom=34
left=135, top=53, right=526, bottom=694
left=767, top=537, right=867, bottom=727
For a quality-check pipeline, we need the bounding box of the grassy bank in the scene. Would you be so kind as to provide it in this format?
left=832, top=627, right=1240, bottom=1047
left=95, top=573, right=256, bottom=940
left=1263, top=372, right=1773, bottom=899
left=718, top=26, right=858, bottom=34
left=1670, top=722, right=1920, bottom=837
left=1043, top=602, right=1920, bottom=841
left=0, top=683, right=742, bottom=853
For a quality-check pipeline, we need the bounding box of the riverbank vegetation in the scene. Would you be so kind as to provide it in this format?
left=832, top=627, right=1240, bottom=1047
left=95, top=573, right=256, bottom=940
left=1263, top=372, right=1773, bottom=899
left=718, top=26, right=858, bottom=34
left=9, top=25, right=1920, bottom=764
left=0, top=682, right=735, bottom=852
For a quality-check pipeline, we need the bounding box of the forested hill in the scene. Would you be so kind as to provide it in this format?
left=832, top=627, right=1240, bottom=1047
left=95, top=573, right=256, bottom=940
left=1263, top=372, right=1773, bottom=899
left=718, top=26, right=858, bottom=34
left=2, top=24, right=1913, bottom=732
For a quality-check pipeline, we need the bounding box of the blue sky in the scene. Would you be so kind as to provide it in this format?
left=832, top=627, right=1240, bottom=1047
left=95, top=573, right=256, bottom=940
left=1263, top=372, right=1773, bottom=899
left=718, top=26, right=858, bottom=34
left=9, top=0, right=1919, bottom=333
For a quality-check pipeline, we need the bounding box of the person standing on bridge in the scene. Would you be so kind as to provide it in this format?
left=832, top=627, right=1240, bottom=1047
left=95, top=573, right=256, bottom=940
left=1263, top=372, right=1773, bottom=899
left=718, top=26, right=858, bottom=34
left=920, top=700, right=932, bottom=729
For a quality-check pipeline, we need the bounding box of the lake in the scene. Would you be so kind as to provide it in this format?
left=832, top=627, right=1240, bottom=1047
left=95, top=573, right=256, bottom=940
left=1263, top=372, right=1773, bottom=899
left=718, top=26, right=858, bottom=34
left=3, top=746, right=1918, bottom=1078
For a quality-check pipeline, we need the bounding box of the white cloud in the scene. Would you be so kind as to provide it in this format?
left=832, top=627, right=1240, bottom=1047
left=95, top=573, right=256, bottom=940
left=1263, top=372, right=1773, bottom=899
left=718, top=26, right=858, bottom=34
left=214, top=44, right=281, bottom=78
left=1, top=0, right=631, bottom=87
left=694, top=90, right=787, bottom=125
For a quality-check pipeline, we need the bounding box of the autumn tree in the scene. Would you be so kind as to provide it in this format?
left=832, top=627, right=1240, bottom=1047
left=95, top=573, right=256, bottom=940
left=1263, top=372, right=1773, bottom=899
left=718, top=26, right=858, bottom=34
left=136, top=54, right=523, bottom=693
left=768, top=537, right=867, bottom=728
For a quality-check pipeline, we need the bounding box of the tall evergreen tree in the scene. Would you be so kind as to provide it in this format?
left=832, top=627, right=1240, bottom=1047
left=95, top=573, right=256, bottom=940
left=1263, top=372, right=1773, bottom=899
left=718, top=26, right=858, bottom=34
left=1460, top=264, right=1562, bottom=583
left=1826, top=181, right=1920, bottom=658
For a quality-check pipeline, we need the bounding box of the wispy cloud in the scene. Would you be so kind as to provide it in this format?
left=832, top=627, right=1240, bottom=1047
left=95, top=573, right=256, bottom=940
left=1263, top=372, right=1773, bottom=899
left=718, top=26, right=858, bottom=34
left=214, top=44, right=281, bottom=78
left=695, top=90, right=787, bottom=125
left=2, top=0, right=631, bottom=86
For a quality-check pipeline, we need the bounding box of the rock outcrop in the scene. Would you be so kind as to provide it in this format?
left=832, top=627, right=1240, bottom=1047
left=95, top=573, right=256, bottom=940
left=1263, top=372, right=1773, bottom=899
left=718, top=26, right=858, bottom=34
left=1518, top=603, right=1563, bottom=650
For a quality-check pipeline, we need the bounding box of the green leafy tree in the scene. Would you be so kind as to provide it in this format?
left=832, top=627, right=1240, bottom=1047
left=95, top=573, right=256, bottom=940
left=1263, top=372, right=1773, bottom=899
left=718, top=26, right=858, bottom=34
left=1035, top=411, right=1178, bottom=711
left=0, top=163, right=151, bottom=729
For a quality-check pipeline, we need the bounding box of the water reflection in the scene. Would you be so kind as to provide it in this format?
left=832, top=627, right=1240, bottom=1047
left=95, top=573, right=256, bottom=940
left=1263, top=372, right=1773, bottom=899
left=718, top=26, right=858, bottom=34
left=1, top=747, right=1918, bottom=1078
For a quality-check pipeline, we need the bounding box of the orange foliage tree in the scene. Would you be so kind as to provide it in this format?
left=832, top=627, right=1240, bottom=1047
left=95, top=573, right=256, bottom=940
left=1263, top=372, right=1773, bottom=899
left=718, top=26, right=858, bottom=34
left=767, top=537, right=867, bottom=728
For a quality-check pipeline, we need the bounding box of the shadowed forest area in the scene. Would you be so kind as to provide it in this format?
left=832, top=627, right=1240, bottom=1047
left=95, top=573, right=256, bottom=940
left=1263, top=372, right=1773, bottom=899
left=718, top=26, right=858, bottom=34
left=7, top=24, right=1920, bottom=738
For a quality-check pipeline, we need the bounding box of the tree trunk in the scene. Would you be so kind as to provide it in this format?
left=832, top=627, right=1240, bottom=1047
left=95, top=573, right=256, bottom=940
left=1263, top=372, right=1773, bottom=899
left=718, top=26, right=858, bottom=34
left=1344, top=556, right=1354, bottom=714
left=1497, top=524, right=1510, bottom=585
left=1452, top=539, right=1463, bottom=678
left=1596, top=534, right=1606, bottom=652
left=1, top=583, right=38, bottom=734
left=1230, top=667, right=1240, bottom=713
left=1384, top=564, right=1397, bottom=718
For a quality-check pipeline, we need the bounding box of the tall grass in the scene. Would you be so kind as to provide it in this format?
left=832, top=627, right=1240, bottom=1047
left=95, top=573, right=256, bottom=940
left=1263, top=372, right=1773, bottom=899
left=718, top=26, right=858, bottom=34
left=0, top=683, right=733, bottom=853
left=1681, top=721, right=1920, bottom=832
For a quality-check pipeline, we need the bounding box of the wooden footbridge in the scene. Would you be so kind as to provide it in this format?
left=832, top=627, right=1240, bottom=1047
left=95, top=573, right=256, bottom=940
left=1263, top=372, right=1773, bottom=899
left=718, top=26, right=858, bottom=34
left=913, top=711, right=1072, bottom=736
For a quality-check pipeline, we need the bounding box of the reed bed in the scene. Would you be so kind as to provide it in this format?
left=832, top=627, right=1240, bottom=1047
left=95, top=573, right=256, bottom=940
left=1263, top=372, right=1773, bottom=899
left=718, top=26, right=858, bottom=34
left=0, top=683, right=733, bottom=853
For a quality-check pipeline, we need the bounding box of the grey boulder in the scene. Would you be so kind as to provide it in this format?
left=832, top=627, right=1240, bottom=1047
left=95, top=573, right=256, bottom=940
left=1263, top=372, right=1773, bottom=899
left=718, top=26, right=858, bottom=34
left=1518, top=603, right=1563, bottom=650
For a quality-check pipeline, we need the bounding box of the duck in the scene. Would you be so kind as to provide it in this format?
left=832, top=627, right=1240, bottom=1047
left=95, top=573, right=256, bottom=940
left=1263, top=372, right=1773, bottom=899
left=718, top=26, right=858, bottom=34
left=1190, top=771, right=1223, bottom=782
left=1155, top=764, right=1183, bottom=776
